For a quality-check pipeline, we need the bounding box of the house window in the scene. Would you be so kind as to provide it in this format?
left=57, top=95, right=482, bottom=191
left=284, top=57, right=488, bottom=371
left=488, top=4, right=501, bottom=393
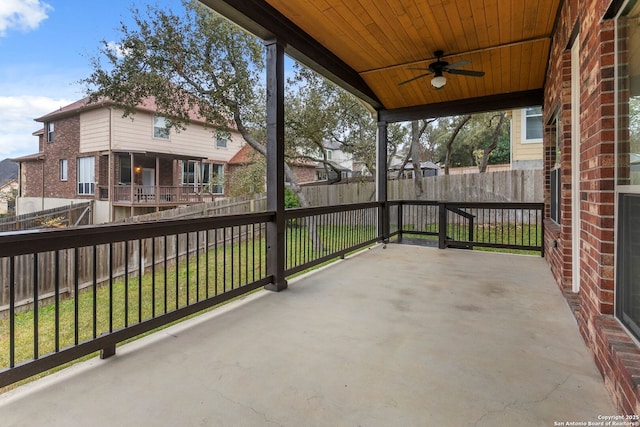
left=616, top=194, right=640, bottom=340
left=59, top=159, right=68, bottom=181
left=47, top=122, right=55, bottom=143
left=523, top=107, right=543, bottom=142
left=77, top=156, right=95, bottom=195
left=182, top=160, right=196, bottom=185
left=182, top=161, right=224, bottom=194
left=119, top=156, right=131, bottom=184
left=616, top=1, right=640, bottom=340
left=216, top=137, right=227, bottom=148
left=153, top=115, right=169, bottom=139
left=210, top=164, right=224, bottom=194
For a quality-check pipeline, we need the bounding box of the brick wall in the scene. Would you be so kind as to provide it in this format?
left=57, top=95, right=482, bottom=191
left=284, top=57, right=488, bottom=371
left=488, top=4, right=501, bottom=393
left=544, top=0, right=637, bottom=415
left=291, top=165, right=317, bottom=184
left=21, top=157, right=44, bottom=198
left=39, top=115, right=99, bottom=200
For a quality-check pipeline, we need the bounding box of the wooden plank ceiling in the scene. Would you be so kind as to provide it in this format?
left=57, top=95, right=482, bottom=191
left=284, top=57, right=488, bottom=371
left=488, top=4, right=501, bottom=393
left=201, top=0, right=560, bottom=118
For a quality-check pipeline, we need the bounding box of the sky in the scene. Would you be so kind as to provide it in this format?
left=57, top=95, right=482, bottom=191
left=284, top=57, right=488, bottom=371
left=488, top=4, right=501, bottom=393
left=0, top=0, right=184, bottom=160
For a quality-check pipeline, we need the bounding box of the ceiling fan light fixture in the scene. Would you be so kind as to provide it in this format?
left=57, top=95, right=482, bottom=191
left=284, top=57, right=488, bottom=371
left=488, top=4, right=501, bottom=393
left=431, top=74, right=447, bottom=88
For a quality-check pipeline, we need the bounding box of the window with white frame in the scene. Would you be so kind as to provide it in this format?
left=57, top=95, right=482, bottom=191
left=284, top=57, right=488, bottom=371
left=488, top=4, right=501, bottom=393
left=47, top=122, right=55, bottom=143
left=182, top=160, right=196, bottom=185
left=59, top=159, right=68, bottom=181
left=616, top=1, right=640, bottom=341
left=523, top=107, right=543, bottom=142
left=77, top=156, right=95, bottom=195
left=216, top=137, right=227, bottom=148
left=182, top=161, right=224, bottom=194
left=153, top=115, right=169, bottom=139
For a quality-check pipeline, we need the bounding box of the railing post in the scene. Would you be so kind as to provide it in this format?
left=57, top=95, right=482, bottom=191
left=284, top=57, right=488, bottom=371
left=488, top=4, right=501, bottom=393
left=438, top=202, right=447, bottom=249
left=264, top=39, right=287, bottom=292
left=468, top=214, right=474, bottom=250
left=398, top=202, right=404, bottom=243
left=540, top=204, right=545, bottom=258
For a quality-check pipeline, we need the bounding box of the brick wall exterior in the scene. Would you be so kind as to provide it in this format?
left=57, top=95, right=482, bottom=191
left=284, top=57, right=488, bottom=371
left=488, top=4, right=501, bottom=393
left=291, top=165, right=317, bottom=184
left=21, top=157, right=44, bottom=198
left=22, top=117, right=99, bottom=200
left=544, top=0, right=639, bottom=414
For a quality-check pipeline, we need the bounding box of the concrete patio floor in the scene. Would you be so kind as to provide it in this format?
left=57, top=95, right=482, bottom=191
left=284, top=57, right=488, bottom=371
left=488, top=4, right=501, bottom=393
left=0, top=244, right=616, bottom=426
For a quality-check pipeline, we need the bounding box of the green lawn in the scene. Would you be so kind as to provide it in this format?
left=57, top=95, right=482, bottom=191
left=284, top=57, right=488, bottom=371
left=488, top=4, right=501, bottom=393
left=397, top=222, right=542, bottom=255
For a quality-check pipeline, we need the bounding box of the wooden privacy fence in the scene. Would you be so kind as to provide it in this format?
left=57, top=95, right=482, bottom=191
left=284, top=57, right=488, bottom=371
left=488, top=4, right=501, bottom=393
left=0, top=195, right=268, bottom=312
left=301, top=169, right=543, bottom=205
left=0, top=202, right=93, bottom=232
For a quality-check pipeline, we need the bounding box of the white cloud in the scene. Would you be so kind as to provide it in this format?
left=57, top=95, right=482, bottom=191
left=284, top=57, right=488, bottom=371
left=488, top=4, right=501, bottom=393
left=0, top=96, right=73, bottom=159
left=0, top=0, right=52, bottom=37
left=105, top=41, right=130, bottom=59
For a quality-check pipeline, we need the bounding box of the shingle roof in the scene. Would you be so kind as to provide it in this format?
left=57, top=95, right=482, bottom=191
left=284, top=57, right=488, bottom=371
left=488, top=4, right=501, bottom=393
left=10, top=152, right=44, bottom=162
left=35, top=95, right=214, bottom=126
left=228, top=144, right=258, bottom=165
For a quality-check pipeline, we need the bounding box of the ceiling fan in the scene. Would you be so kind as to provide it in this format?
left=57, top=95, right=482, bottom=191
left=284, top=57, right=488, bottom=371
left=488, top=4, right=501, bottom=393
left=398, top=50, right=485, bottom=89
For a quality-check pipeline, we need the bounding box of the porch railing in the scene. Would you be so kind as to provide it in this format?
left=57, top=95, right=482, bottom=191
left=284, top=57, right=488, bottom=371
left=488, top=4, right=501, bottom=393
left=389, top=201, right=544, bottom=255
left=112, top=185, right=223, bottom=205
left=0, top=212, right=273, bottom=387
left=0, top=203, right=383, bottom=387
left=0, top=200, right=543, bottom=387
left=284, top=202, right=381, bottom=276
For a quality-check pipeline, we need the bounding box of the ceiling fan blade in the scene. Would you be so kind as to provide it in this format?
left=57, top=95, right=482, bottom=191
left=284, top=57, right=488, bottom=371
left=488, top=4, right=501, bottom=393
left=444, top=60, right=470, bottom=70
left=447, top=68, right=485, bottom=77
left=398, top=72, right=432, bottom=86
left=407, top=67, right=431, bottom=71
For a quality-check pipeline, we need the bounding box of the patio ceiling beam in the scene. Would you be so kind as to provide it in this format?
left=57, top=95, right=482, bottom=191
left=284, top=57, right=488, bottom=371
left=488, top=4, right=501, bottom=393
left=379, top=89, right=544, bottom=123
left=199, top=0, right=383, bottom=110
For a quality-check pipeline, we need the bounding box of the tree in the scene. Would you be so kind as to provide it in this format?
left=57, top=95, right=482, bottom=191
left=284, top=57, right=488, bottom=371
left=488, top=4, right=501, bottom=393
left=286, top=66, right=378, bottom=180
left=443, top=115, right=472, bottom=175
left=0, top=186, right=18, bottom=215
left=476, top=112, right=507, bottom=173
left=229, top=155, right=266, bottom=197
left=82, top=0, right=313, bottom=204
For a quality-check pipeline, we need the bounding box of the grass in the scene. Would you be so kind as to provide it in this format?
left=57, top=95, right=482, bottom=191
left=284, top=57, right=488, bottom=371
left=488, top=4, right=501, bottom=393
left=397, top=222, right=543, bottom=256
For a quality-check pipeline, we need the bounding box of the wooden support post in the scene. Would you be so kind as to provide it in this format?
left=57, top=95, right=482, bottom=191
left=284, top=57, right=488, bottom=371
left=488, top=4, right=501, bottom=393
left=377, top=119, right=389, bottom=243
left=264, top=39, right=287, bottom=292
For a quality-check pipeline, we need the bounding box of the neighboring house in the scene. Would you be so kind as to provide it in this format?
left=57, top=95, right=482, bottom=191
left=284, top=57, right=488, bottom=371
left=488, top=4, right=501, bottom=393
left=226, top=144, right=317, bottom=192
left=509, top=107, right=543, bottom=170
left=0, top=179, right=18, bottom=215
left=13, top=97, right=243, bottom=222
left=388, top=160, right=439, bottom=179
left=315, top=140, right=356, bottom=181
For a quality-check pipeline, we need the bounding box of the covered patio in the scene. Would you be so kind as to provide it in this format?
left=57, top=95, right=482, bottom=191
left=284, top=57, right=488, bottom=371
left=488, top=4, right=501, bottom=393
left=0, top=245, right=614, bottom=426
